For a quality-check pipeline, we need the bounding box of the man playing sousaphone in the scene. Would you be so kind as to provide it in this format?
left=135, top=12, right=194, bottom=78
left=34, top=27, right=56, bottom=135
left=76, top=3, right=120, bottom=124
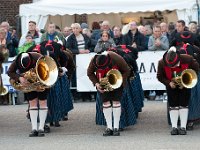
left=7, top=52, right=57, bottom=137
left=157, top=47, right=199, bottom=135
left=87, top=51, right=130, bottom=136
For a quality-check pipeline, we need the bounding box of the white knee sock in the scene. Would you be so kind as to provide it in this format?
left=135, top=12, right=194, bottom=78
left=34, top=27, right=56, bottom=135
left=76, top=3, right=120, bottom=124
left=179, top=108, right=188, bottom=129
left=169, top=109, right=179, bottom=128
left=29, top=108, right=38, bottom=131
left=113, top=107, right=121, bottom=129
left=103, top=107, right=113, bottom=130
left=38, top=108, right=48, bottom=131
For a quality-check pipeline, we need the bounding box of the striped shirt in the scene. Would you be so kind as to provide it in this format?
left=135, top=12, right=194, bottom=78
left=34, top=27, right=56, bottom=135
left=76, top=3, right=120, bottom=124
left=76, top=34, right=85, bottom=50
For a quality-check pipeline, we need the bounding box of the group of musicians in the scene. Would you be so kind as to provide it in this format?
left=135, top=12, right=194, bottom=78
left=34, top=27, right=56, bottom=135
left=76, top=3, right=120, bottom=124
left=1, top=20, right=200, bottom=137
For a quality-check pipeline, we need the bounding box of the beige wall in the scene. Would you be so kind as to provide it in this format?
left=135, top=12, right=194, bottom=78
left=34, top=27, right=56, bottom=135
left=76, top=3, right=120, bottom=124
left=45, top=14, right=75, bottom=30
left=45, top=10, right=178, bottom=30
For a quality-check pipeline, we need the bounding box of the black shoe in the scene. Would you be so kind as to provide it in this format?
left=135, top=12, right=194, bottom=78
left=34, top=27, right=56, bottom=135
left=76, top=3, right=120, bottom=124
left=38, top=130, right=45, bottom=137
left=186, top=122, right=194, bottom=130
left=179, top=128, right=187, bottom=135
left=103, top=128, right=113, bottom=136
left=44, top=125, right=50, bottom=133
left=50, top=122, right=54, bottom=126
left=29, top=130, right=38, bottom=137
left=118, top=128, right=124, bottom=132
left=62, top=116, right=68, bottom=121
left=113, top=128, right=120, bottom=136
left=54, top=121, right=61, bottom=127
left=170, top=127, right=178, bottom=135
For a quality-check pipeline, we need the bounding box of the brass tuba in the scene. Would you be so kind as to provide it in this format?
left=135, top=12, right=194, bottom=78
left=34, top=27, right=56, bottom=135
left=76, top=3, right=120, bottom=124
left=99, top=69, right=123, bottom=92
left=10, top=56, right=58, bottom=93
left=172, top=69, right=197, bottom=88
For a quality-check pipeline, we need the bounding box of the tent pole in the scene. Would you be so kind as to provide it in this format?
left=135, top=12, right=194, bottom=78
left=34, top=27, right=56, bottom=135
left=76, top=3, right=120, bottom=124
left=196, top=0, right=200, bottom=24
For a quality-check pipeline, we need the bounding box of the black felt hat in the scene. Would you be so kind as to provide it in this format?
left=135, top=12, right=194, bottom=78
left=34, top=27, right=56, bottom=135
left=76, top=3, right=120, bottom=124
left=16, top=52, right=32, bottom=70
left=93, top=52, right=112, bottom=69
left=176, top=31, right=194, bottom=44
left=163, top=47, right=180, bottom=67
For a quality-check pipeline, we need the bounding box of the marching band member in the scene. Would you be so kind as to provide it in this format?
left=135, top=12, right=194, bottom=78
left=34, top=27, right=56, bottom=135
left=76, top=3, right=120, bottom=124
left=7, top=52, right=49, bottom=137
left=176, top=31, right=200, bottom=130
left=95, top=45, right=140, bottom=130
left=30, top=41, right=75, bottom=129
left=157, top=47, right=199, bottom=135
left=87, top=51, right=130, bottom=136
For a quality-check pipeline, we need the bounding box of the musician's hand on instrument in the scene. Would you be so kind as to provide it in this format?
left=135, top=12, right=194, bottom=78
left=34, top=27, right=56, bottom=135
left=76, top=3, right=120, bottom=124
left=169, top=81, right=176, bottom=89
left=95, top=83, right=105, bottom=93
left=19, top=77, right=29, bottom=86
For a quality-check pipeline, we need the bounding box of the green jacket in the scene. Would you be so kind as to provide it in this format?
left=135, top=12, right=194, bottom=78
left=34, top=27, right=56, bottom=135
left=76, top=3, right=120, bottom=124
left=40, top=31, right=65, bottom=45
left=18, top=42, right=35, bottom=54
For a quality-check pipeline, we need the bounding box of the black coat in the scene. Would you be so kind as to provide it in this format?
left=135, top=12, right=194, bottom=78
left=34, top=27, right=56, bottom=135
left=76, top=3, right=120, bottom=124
left=122, top=30, right=146, bottom=51
left=66, top=33, right=93, bottom=54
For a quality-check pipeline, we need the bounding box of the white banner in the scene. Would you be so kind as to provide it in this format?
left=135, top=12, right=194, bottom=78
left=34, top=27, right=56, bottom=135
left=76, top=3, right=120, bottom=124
left=76, top=51, right=166, bottom=92
left=137, top=51, right=166, bottom=90
left=1, top=57, right=16, bottom=93
left=76, top=53, right=97, bottom=92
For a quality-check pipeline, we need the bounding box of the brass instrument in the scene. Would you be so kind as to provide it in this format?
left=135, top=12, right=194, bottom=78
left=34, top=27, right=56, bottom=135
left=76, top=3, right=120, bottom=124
left=172, top=69, right=197, bottom=88
left=99, top=69, right=123, bottom=92
left=10, top=56, right=58, bottom=93
left=0, top=75, right=8, bottom=96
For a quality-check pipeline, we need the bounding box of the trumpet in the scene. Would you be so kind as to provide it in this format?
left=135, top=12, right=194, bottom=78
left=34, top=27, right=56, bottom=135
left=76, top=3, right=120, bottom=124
left=172, top=69, right=197, bottom=89
left=99, top=69, right=123, bottom=92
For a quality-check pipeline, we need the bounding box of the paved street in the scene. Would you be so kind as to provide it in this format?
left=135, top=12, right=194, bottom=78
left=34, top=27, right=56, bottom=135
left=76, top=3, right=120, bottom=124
left=0, top=101, right=200, bottom=150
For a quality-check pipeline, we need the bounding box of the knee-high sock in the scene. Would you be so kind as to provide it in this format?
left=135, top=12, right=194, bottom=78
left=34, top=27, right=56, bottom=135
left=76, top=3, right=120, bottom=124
left=113, top=107, right=121, bottom=129
left=29, top=108, right=38, bottom=130
left=38, top=108, right=48, bottom=130
left=169, top=109, right=179, bottom=128
left=179, top=108, right=188, bottom=129
left=103, top=107, right=113, bottom=129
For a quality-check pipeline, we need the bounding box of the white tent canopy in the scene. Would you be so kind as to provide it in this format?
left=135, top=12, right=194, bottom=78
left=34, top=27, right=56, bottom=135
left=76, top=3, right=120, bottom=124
left=19, top=0, right=198, bottom=35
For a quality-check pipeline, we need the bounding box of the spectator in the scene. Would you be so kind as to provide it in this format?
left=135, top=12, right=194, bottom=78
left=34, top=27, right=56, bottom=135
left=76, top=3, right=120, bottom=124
left=188, top=23, right=198, bottom=34
left=94, top=30, right=116, bottom=53
left=168, top=22, right=175, bottom=35
left=18, top=34, right=35, bottom=54
left=0, top=28, right=9, bottom=61
left=148, top=25, right=169, bottom=51
left=63, top=26, right=72, bottom=40
left=80, top=23, right=89, bottom=30
left=122, top=21, right=146, bottom=51
left=91, top=21, right=101, bottom=46
left=170, top=20, right=188, bottom=46
left=0, top=21, right=18, bottom=57
left=101, top=20, right=114, bottom=38
left=66, top=23, right=92, bottom=54
left=19, top=21, right=41, bottom=47
left=40, top=22, right=65, bottom=46
left=138, top=25, right=149, bottom=50
left=160, top=22, right=170, bottom=41
left=55, top=25, right=61, bottom=32
left=113, top=26, right=123, bottom=45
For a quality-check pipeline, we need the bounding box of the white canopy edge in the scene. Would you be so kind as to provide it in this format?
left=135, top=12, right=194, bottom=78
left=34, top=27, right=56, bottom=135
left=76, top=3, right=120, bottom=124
left=20, top=0, right=196, bottom=16
left=19, top=0, right=198, bottom=35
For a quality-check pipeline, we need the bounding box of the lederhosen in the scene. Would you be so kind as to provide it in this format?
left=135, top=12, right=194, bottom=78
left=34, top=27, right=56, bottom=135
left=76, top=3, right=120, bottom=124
left=94, top=56, right=123, bottom=103
left=164, top=63, right=191, bottom=107
left=17, top=54, right=48, bottom=101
